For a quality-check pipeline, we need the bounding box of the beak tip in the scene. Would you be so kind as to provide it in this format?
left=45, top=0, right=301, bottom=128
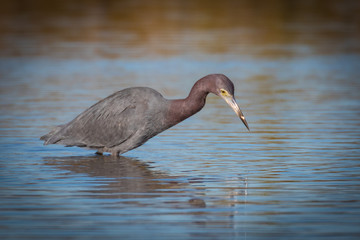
left=240, top=116, right=250, bottom=131
left=224, top=95, right=250, bottom=132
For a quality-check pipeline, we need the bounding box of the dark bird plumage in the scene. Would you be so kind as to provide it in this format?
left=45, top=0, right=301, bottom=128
left=41, top=74, right=249, bottom=156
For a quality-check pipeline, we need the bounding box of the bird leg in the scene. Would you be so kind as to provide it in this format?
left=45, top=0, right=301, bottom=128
left=95, top=151, right=103, bottom=155
left=111, top=150, right=120, bottom=157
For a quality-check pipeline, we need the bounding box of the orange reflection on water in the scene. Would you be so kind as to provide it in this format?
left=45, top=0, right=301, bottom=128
left=0, top=0, right=359, bottom=58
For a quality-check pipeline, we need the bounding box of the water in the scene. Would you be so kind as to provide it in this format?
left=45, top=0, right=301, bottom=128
left=1, top=0, right=360, bottom=239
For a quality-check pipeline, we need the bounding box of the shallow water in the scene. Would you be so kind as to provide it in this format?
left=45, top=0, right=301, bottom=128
left=1, top=0, right=360, bottom=239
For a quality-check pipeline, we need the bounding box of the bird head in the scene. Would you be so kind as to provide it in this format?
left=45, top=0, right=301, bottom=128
left=211, top=74, right=250, bottom=131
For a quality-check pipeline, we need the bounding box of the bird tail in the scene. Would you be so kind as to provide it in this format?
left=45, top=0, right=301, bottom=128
left=40, top=125, right=64, bottom=145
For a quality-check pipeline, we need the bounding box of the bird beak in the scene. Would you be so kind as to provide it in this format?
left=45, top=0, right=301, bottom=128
left=222, top=96, right=250, bottom=131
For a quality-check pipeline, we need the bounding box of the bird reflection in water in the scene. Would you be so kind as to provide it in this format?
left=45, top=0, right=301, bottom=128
left=43, top=155, right=247, bottom=209
left=43, top=155, right=249, bottom=236
left=44, top=155, right=189, bottom=199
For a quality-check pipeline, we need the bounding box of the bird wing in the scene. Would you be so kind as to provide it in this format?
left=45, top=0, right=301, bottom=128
left=52, top=90, right=143, bottom=148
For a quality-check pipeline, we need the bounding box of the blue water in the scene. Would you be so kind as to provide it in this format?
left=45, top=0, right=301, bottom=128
left=1, top=1, right=360, bottom=239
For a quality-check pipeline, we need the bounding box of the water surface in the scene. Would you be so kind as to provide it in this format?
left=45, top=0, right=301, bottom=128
left=1, top=1, right=360, bottom=239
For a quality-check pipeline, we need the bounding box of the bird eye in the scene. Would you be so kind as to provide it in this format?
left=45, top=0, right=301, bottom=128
left=220, top=89, right=227, bottom=95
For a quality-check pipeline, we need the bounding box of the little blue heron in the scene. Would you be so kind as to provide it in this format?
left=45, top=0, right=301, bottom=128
left=41, top=74, right=249, bottom=156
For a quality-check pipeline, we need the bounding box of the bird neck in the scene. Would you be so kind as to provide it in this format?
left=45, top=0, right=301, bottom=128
left=167, top=82, right=209, bottom=126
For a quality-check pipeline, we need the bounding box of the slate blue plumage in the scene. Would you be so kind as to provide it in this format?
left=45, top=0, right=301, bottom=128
left=41, top=74, right=249, bottom=155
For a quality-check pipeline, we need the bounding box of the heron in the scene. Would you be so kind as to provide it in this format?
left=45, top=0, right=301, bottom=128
left=41, top=74, right=250, bottom=156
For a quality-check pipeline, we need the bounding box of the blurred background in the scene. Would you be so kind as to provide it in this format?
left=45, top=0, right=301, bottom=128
left=0, top=0, right=360, bottom=239
left=1, top=0, right=359, bottom=57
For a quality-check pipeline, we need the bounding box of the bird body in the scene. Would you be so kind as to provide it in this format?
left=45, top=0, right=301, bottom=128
left=41, top=74, right=249, bottom=155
